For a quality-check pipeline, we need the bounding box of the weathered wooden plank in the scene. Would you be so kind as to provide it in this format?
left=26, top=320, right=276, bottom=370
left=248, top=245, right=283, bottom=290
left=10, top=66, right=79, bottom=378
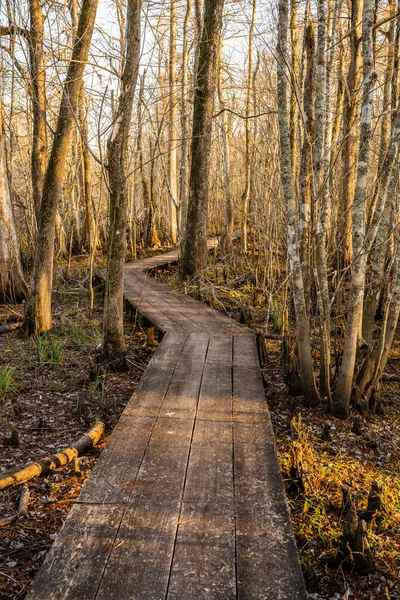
left=160, top=334, right=209, bottom=413
left=233, top=333, right=259, bottom=366
left=206, top=335, right=233, bottom=364
left=197, top=362, right=232, bottom=421
left=28, top=504, right=123, bottom=600
left=167, top=502, right=236, bottom=600
left=148, top=331, right=186, bottom=366
left=129, top=417, right=194, bottom=501
left=233, top=365, right=268, bottom=415
left=78, top=415, right=155, bottom=504
left=183, top=440, right=233, bottom=505
left=233, top=414, right=275, bottom=445
left=234, top=439, right=307, bottom=599
left=192, top=418, right=232, bottom=445
left=95, top=501, right=179, bottom=600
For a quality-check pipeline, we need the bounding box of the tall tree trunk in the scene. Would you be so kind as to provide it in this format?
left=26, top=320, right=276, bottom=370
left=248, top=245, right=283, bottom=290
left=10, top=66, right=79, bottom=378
left=168, top=0, right=178, bottom=244
left=179, top=0, right=192, bottom=238
left=29, top=0, right=47, bottom=224
left=339, top=0, right=363, bottom=269
left=299, top=20, right=315, bottom=300
left=334, top=0, right=376, bottom=418
left=277, top=0, right=320, bottom=407
left=23, top=0, right=99, bottom=334
left=0, top=107, right=28, bottom=303
left=102, top=0, right=141, bottom=363
left=182, top=0, right=225, bottom=278
left=218, top=37, right=233, bottom=255
left=242, top=0, right=256, bottom=254
left=289, top=0, right=299, bottom=183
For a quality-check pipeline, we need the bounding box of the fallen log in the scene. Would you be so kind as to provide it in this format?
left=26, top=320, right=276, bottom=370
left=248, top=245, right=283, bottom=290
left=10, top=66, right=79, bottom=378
left=0, top=422, right=105, bottom=490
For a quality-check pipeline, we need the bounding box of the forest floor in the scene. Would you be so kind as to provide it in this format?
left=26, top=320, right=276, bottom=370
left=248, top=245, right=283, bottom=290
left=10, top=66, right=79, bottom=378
left=157, top=253, right=400, bottom=600
left=0, top=250, right=399, bottom=600
left=0, top=257, right=155, bottom=599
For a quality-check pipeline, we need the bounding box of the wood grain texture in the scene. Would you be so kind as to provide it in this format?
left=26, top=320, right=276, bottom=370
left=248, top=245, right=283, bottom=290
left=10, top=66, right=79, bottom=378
left=28, top=504, right=123, bottom=600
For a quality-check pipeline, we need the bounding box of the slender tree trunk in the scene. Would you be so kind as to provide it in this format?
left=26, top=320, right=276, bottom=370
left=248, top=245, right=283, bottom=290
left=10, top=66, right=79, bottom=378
left=182, top=0, right=225, bottom=278
left=168, top=0, right=178, bottom=244
left=289, top=0, right=299, bottom=183
left=180, top=0, right=192, bottom=238
left=217, top=38, right=233, bottom=255
left=0, top=107, right=28, bottom=303
left=29, top=0, right=47, bottom=223
left=299, top=21, right=315, bottom=300
left=23, top=0, right=99, bottom=334
left=242, top=0, right=256, bottom=254
left=339, top=0, right=363, bottom=269
left=102, top=0, right=141, bottom=363
left=334, top=0, right=376, bottom=418
left=277, top=0, right=320, bottom=407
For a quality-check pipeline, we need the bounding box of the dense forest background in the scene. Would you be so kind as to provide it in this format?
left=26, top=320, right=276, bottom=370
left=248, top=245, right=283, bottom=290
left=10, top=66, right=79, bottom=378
left=1, top=0, right=400, bottom=598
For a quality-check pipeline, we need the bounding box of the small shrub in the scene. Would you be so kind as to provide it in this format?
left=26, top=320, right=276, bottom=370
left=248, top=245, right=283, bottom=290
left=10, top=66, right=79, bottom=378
left=37, top=335, right=64, bottom=366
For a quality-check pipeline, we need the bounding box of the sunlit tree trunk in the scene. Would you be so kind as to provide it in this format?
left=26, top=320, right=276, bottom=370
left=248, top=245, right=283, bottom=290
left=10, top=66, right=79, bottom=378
left=182, top=0, right=225, bottom=278
left=242, top=0, right=256, bottom=254
left=335, top=0, right=376, bottom=418
left=29, top=0, right=47, bottom=223
left=289, top=0, right=299, bottom=184
left=218, top=37, right=233, bottom=255
left=23, top=0, right=99, bottom=334
left=299, top=20, right=315, bottom=300
left=339, top=0, right=363, bottom=269
left=277, top=0, right=320, bottom=407
left=179, top=0, right=192, bottom=238
left=168, top=0, right=178, bottom=244
left=102, top=0, right=141, bottom=363
left=0, top=107, right=28, bottom=303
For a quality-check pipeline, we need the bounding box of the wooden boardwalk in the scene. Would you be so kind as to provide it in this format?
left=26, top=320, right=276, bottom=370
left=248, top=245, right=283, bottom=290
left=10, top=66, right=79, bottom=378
left=29, top=244, right=307, bottom=600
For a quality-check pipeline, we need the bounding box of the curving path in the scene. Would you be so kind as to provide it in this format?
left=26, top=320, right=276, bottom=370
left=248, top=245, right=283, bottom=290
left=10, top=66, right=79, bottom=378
left=29, top=243, right=307, bottom=600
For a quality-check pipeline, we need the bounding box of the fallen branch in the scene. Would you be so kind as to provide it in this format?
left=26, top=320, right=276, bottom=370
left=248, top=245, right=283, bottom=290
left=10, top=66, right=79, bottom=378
left=381, top=372, right=400, bottom=381
left=0, top=422, right=105, bottom=490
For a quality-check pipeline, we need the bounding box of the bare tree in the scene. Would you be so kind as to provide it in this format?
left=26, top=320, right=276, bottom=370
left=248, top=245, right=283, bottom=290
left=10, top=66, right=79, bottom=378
left=0, top=106, right=28, bottom=303
left=23, top=0, right=99, bottom=334
left=277, top=0, right=319, bottom=407
left=102, top=0, right=141, bottom=364
left=182, top=0, right=225, bottom=278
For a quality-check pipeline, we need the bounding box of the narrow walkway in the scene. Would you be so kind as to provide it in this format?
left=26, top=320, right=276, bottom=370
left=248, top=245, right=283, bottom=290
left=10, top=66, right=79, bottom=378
left=29, top=244, right=307, bottom=600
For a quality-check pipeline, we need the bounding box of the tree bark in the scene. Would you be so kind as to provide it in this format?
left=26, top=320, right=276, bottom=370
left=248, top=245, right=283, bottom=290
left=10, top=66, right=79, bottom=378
left=102, top=0, right=141, bottom=364
left=339, top=0, right=363, bottom=269
left=277, top=0, right=320, bottom=407
left=29, top=0, right=47, bottom=223
left=241, top=0, right=256, bottom=254
left=179, top=0, right=192, bottom=238
left=23, top=0, right=99, bottom=334
left=0, top=107, right=28, bottom=303
left=334, top=0, right=376, bottom=418
left=182, top=0, right=225, bottom=278
left=167, top=0, right=178, bottom=244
